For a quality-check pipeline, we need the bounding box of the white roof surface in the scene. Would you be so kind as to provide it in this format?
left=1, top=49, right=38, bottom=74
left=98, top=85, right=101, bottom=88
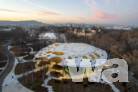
left=39, top=33, right=57, bottom=39
left=35, top=43, right=108, bottom=67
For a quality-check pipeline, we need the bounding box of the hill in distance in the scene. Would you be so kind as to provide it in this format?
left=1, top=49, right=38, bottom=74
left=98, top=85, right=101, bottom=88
left=0, top=20, right=47, bottom=26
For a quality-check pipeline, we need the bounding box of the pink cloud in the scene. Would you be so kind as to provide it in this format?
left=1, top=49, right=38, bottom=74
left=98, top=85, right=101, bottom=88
left=94, top=11, right=116, bottom=19
left=84, top=0, right=117, bottom=20
left=0, top=9, right=19, bottom=13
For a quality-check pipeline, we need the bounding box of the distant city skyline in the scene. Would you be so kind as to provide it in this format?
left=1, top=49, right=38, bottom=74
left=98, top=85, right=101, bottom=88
left=0, top=0, right=138, bottom=25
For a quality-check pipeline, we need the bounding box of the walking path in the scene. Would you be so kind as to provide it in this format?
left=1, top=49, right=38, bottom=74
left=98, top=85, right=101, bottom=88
left=0, top=44, right=15, bottom=92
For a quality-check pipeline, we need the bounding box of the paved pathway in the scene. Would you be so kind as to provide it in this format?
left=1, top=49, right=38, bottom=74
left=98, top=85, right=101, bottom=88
left=0, top=44, right=15, bottom=92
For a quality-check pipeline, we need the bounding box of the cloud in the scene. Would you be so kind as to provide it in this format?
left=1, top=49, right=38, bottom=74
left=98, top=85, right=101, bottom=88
left=24, top=9, right=59, bottom=16
left=0, top=9, right=19, bottom=13
left=22, top=0, right=60, bottom=13
left=0, top=8, right=59, bottom=17
left=84, top=0, right=117, bottom=19
left=94, top=11, right=116, bottom=19
left=0, top=0, right=60, bottom=17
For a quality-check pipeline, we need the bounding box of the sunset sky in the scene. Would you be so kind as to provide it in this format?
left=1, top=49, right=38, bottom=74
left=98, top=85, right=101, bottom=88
left=0, top=0, right=138, bottom=25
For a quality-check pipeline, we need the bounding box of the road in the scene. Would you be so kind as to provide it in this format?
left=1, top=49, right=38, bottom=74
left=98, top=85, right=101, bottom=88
left=0, top=44, right=15, bottom=92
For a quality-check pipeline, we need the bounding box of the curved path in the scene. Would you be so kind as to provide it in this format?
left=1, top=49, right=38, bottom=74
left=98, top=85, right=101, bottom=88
left=0, top=44, right=15, bottom=92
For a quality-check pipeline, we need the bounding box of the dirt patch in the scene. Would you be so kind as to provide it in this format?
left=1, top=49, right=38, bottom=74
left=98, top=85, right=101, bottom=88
left=52, top=65, right=63, bottom=70
left=50, top=71, right=64, bottom=78
left=23, top=54, right=34, bottom=60
left=48, top=78, right=113, bottom=92
left=37, top=61, right=50, bottom=67
left=10, top=45, right=31, bottom=56
left=0, top=62, right=7, bottom=67
left=114, top=82, right=138, bottom=92
left=18, top=68, right=48, bottom=92
left=15, top=62, right=35, bottom=75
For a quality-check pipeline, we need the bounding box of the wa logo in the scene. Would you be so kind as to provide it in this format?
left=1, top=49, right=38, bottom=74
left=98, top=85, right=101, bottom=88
left=65, top=58, right=129, bottom=83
